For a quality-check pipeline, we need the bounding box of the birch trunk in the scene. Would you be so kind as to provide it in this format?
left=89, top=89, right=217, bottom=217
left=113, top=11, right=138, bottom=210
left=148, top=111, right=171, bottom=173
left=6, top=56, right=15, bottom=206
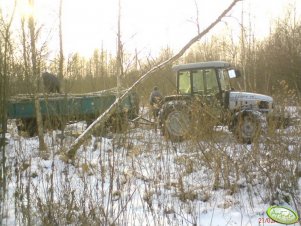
left=59, top=0, right=64, bottom=81
left=117, top=0, right=123, bottom=97
left=28, top=0, right=47, bottom=153
left=0, top=3, right=16, bottom=220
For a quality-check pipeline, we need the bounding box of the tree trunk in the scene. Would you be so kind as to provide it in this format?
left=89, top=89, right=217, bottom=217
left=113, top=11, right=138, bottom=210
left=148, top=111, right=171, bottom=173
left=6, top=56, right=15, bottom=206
left=58, top=0, right=65, bottom=144
left=28, top=0, right=47, bottom=153
left=21, top=17, right=31, bottom=92
left=240, top=0, right=247, bottom=91
left=0, top=2, right=17, bottom=223
left=59, top=0, right=64, bottom=81
left=67, top=0, right=242, bottom=159
left=116, top=0, right=123, bottom=96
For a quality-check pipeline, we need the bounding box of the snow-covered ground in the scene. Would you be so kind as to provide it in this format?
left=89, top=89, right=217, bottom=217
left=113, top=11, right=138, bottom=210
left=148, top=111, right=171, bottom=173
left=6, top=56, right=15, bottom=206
left=1, top=109, right=301, bottom=225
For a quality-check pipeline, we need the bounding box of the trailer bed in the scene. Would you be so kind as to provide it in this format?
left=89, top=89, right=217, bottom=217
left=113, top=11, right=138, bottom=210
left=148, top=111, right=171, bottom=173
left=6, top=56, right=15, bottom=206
left=6, top=88, right=139, bottom=136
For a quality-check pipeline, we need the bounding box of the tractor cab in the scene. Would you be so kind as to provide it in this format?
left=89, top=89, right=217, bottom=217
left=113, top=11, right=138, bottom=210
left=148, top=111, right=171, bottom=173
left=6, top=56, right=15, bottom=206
left=173, top=61, right=240, bottom=107
left=175, top=61, right=238, bottom=96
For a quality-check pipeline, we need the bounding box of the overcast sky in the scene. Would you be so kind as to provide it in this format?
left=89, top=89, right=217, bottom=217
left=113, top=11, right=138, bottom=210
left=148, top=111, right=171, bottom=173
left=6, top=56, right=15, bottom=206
left=2, top=0, right=301, bottom=58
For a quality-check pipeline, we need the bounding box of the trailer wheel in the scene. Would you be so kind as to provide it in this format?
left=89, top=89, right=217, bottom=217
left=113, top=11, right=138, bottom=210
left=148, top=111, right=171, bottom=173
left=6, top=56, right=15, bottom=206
left=234, top=112, right=261, bottom=144
left=43, top=116, right=65, bottom=131
left=86, top=113, right=128, bottom=137
left=19, top=118, right=37, bottom=137
left=109, top=113, right=128, bottom=133
left=128, top=92, right=140, bottom=119
left=86, top=117, right=108, bottom=137
left=161, top=104, right=191, bottom=142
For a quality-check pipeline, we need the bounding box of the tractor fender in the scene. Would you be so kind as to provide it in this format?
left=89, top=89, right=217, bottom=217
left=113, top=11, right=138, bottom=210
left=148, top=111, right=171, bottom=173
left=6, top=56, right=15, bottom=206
left=158, top=100, right=189, bottom=126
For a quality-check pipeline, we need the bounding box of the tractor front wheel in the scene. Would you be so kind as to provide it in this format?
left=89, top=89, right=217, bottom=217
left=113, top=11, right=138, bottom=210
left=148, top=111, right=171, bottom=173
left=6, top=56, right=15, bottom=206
left=234, top=112, right=261, bottom=144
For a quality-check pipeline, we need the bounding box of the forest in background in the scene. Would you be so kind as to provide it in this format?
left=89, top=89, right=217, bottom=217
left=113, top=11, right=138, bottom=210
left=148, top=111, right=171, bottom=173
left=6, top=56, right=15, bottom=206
left=0, top=3, right=300, bottom=104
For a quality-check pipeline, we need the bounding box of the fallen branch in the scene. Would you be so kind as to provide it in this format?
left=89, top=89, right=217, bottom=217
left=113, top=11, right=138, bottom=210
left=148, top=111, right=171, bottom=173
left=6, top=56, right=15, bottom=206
left=67, top=0, right=242, bottom=159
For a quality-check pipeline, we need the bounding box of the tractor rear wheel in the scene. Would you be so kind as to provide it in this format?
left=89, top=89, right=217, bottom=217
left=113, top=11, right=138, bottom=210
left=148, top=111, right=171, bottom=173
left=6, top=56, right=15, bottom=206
left=161, top=104, right=191, bottom=142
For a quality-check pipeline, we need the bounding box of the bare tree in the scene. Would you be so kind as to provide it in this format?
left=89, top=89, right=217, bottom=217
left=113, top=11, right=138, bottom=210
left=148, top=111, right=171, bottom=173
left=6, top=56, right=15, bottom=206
left=116, top=0, right=123, bottom=96
left=0, top=1, right=16, bottom=223
left=58, top=0, right=65, bottom=143
left=59, top=0, right=64, bottom=81
left=240, top=0, right=247, bottom=91
left=28, top=0, right=47, bottom=153
left=193, top=0, right=201, bottom=34
left=66, top=0, right=242, bottom=159
left=21, top=16, right=31, bottom=91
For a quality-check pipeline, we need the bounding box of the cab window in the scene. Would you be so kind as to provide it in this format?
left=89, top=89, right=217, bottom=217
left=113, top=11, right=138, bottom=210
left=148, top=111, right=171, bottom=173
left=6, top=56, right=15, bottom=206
left=178, top=71, right=191, bottom=94
left=192, top=70, right=204, bottom=94
left=204, top=69, right=219, bottom=95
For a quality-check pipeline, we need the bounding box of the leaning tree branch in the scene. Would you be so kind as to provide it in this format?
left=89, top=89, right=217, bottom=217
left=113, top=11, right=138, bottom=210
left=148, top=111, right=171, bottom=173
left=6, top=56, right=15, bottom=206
left=67, top=0, right=242, bottom=159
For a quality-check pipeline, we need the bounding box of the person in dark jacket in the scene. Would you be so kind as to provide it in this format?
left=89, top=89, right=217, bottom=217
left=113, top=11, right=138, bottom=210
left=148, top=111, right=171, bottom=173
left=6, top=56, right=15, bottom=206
left=42, top=72, right=61, bottom=93
left=149, top=86, right=163, bottom=119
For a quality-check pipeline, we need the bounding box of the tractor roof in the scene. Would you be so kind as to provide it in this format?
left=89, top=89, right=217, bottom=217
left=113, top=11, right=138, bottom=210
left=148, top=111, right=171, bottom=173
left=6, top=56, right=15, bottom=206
left=173, top=61, right=231, bottom=72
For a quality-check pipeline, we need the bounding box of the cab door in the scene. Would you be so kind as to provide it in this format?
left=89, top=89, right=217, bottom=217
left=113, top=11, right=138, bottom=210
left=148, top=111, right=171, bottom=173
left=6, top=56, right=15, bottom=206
left=192, top=68, right=223, bottom=122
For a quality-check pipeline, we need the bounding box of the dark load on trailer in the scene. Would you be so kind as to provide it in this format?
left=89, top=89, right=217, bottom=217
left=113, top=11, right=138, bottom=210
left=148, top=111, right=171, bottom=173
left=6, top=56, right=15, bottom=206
left=42, top=72, right=61, bottom=93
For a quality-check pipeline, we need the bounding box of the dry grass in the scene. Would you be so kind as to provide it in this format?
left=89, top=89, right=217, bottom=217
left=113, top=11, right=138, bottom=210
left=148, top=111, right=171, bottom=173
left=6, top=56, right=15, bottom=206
left=1, top=96, right=300, bottom=225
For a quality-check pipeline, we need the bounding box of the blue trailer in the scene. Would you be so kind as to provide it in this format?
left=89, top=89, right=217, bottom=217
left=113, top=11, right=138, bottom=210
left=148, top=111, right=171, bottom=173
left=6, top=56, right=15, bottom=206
left=6, top=88, right=139, bottom=136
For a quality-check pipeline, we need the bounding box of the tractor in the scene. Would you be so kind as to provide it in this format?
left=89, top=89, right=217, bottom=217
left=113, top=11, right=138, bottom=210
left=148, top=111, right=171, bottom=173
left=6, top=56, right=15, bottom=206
left=158, top=61, right=274, bottom=143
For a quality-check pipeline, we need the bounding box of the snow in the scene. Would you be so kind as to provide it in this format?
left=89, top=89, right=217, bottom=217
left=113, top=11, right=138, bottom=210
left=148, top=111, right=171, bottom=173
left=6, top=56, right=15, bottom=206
left=1, top=113, right=301, bottom=225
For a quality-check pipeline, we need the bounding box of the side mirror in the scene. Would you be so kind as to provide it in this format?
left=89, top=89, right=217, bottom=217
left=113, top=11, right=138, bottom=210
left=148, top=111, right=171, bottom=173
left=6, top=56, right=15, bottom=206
left=228, top=69, right=241, bottom=78
left=235, top=69, right=241, bottom=78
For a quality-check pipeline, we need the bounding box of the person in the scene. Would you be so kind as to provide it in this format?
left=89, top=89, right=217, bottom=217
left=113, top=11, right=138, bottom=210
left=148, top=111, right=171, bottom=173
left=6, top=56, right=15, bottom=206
left=149, top=86, right=163, bottom=119
left=42, top=72, right=61, bottom=93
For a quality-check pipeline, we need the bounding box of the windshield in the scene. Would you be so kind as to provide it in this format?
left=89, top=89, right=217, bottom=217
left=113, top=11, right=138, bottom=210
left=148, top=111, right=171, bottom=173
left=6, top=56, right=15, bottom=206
left=218, top=69, right=231, bottom=91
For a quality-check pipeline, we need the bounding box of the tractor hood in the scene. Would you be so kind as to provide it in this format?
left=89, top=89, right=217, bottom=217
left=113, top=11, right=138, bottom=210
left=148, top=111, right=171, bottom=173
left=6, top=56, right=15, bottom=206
left=228, top=91, right=273, bottom=111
